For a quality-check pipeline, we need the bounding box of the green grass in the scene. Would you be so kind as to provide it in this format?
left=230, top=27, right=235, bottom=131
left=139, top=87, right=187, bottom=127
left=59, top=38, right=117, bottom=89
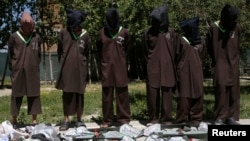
left=0, top=80, right=250, bottom=125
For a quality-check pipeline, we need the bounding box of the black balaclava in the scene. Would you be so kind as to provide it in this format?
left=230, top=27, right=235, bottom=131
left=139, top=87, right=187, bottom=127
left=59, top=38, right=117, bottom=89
left=149, top=4, right=169, bottom=31
left=66, top=8, right=87, bottom=30
left=179, top=17, right=201, bottom=46
left=105, top=7, right=120, bottom=31
left=220, top=4, right=239, bottom=31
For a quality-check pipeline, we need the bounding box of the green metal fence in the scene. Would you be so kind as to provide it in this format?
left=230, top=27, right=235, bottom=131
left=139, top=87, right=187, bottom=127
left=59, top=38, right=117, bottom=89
left=40, top=52, right=60, bottom=82
left=0, top=52, right=60, bottom=82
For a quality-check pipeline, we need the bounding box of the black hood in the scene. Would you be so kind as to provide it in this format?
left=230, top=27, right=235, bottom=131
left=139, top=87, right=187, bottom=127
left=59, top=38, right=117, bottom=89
left=66, top=8, right=87, bottom=30
left=220, top=4, right=239, bottom=31
left=179, top=17, right=201, bottom=46
left=105, top=7, right=120, bottom=31
left=149, top=4, right=169, bottom=31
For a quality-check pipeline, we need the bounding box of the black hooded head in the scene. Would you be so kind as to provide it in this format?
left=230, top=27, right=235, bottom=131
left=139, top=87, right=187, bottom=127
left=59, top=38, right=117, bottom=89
left=149, top=4, right=169, bottom=31
left=220, top=4, right=239, bottom=31
left=105, top=7, right=120, bottom=31
left=66, top=8, right=87, bottom=30
left=179, top=17, right=201, bottom=46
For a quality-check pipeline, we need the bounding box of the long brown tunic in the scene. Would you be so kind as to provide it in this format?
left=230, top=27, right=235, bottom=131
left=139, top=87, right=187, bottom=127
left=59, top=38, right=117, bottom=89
left=55, top=28, right=90, bottom=94
left=176, top=37, right=205, bottom=98
left=143, top=28, right=177, bottom=88
left=206, top=22, right=241, bottom=120
left=206, top=22, right=240, bottom=86
left=97, top=27, right=130, bottom=87
left=8, top=31, right=41, bottom=97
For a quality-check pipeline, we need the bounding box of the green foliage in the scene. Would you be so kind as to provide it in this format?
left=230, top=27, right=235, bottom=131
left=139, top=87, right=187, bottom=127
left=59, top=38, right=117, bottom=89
left=0, top=0, right=35, bottom=49
left=49, top=0, right=249, bottom=53
left=52, top=0, right=250, bottom=78
left=35, top=0, right=60, bottom=48
left=1, top=0, right=249, bottom=51
left=1, top=0, right=250, bottom=80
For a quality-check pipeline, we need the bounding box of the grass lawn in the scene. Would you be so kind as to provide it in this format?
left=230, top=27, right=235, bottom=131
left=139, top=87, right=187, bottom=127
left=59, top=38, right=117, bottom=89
left=0, top=80, right=250, bottom=125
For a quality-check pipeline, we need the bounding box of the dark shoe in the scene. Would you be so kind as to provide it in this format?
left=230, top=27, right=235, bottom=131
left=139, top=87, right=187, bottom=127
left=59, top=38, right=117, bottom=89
left=75, top=121, right=86, bottom=127
left=12, top=123, right=19, bottom=129
left=214, top=119, right=225, bottom=125
left=59, top=122, right=69, bottom=131
left=12, top=122, right=23, bottom=129
left=226, top=118, right=240, bottom=125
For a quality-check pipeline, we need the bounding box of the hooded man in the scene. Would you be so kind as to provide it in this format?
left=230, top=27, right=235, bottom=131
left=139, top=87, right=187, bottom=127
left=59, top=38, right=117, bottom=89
left=149, top=4, right=169, bottom=32
left=55, top=8, right=91, bottom=131
left=19, top=11, right=35, bottom=38
left=142, top=4, right=177, bottom=126
left=175, top=17, right=205, bottom=125
left=8, top=10, right=42, bottom=128
left=206, top=4, right=240, bottom=125
left=97, top=6, right=131, bottom=128
left=105, top=7, right=120, bottom=33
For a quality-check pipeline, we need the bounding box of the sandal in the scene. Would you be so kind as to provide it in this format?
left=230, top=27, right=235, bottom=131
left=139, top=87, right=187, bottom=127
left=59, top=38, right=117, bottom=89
left=59, top=122, right=69, bottom=131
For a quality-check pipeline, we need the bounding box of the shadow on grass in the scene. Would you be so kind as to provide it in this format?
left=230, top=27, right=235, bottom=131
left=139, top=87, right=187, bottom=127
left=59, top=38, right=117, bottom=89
left=240, top=85, right=250, bottom=94
left=129, top=92, right=148, bottom=121
left=0, top=84, right=12, bottom=89
left=2, top=83, right=249, bottom=125
left=204, top=85, right=250, bottom=95
left=128, top=85, right=250, bottom=123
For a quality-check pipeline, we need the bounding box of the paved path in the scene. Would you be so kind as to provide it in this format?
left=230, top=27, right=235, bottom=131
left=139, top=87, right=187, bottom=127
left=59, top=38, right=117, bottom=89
left=0, top=87, right=11, bottom=97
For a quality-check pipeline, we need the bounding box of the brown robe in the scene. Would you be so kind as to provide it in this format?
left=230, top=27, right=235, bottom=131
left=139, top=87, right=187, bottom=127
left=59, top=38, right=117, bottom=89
left=97, top=26, right=131, bottom=125
left=55, top=28, right=90, bottom=94
left=8, top=32, right=41, bottom=97
left=143, top=27, right=177, bottom=123
left=176, top=37, right=205, bottom=98
left=175, top=37, right=205, bottom=123
left=97, top=27, right=130, bottom=87
left=143, top=28, right=177, bottom=88
left=206, top=22, right=240, bottom=120
left=207, top=23, right=240, bottom=86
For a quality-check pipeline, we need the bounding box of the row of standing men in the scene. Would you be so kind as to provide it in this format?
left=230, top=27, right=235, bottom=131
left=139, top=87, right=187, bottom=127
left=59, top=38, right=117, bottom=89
left=7, top=3, right=241, bottom=131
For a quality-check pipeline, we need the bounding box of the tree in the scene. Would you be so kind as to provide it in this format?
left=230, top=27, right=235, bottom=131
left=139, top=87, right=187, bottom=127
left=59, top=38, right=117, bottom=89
left=1, top=0, right=249, bottom=83
left=35, top=0, right=61, bottom=83
left=0, top=0, right=35, bottom=49
left=54, top=0, right=250, bottom=80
